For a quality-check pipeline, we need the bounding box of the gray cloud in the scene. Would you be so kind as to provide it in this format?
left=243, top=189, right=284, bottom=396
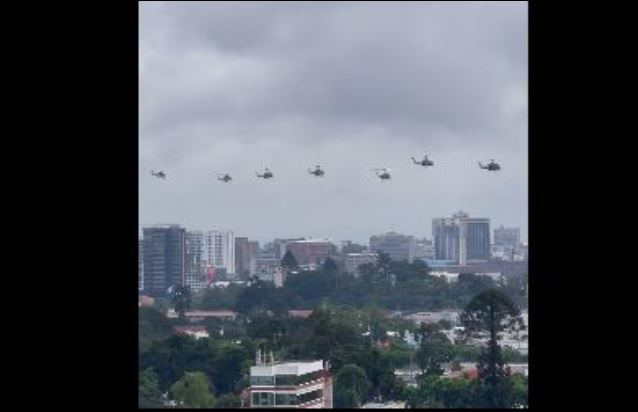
left=140, top=1, right=528, bottom=244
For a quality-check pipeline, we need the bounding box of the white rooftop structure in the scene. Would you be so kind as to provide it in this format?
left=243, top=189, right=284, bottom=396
left=430, top=271, right=460, bottom=282
left=251, top=360, right=325, bottom=377
left=362, top=401, right=406, bottom=408
left=289, top=238, right=333, bottom=243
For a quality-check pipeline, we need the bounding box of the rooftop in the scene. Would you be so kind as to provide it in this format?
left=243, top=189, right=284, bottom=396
left=288, top=238, right=333, bottom=244
left=287, top=310, right=314, bottom=319
left=251, top=360, right=325, bottom=377
left=361, top=401, right=406, bottom=409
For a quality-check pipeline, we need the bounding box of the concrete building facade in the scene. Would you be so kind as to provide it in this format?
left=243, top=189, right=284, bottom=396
left=285, top=239, right=337, bottom=266
left=493, top=225, right=521, bottom=248
left=344, top=252, right=378, bottom=276
left=185, top=231, right=207, bottom=292
left=142, top=225, right=186, bottom=297
left=249, top=358, right=333, bottom=408
left=206, top=230, right=235, bottom=278
left=369, top=232, right=416, bottom=263
left=433, top=211, right=490, bottom=265
left=235, top=237, right=251, bottom=280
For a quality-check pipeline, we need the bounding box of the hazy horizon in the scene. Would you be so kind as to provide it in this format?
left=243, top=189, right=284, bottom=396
left=140, top=1, right=528, bottom=246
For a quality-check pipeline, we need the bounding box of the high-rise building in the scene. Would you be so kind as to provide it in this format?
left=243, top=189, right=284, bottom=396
left=248, top=241, right=259, bottom=277
left=206, top=230, right=235, bottom=279
left=369, top=232, right=416, bottom=263
left=142, top=225, right=186, bottom=297
left=139, top=239, right=144, bottom=291
left=249, top=356, right=333, bottom=408
left=433, top=211, right=490, bottom=265
left=185, top=231, right=207, bottom=292
left=493, top=225, right=521, bottom=248
left=235, top=237, right=254, bottom=280
left=285, top=239, right=337, bottom=266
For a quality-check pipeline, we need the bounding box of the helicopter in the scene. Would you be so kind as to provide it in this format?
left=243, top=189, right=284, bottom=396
left=373, top=168, right=391, bottom=180
left=478, top=159, right=501, bottom=171
left=217, top=173, right=233, bottom=183
left=308, top=164, right=325, bottom=177
left=256, top=167, right=274, bottom=179
left=151, top=170, right=166, bottom=179
left=411, top=154, right=434, bottom=167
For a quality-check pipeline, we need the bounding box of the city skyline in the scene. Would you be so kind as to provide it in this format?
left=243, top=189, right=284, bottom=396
left=138, top=222, right=527, bottom=247
left=140, top=1, right=528, bottom=246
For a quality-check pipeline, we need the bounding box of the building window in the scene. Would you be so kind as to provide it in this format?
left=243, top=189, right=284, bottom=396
left=275, top=393, right=298, bottom=405
left=252, top=392, right=274, bottom=406
left=298, top=389, right=322, bottom=404
left=250, top=376, right=274, bottom=386
left=275, top=374, right=298, bottom=386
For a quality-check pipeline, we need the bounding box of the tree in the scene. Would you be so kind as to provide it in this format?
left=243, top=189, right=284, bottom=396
left=215, top=393, right=241, bottom=409
left=194, top=285, right=241, bottom=310
left=334, top=364, right=371, bottom=408
left=281, top=251, right=299, bottom=270
left=415, top=324, right=453, bottom=376
left=171, top=285, right=192, bottom=318
left=375, top=252, right=392, bottom=281
left=437, top=319, right=453, bottom=331
left=358, top=263, right=377, bottom=283
left=284, top=270, right=335, bottom=306
left=451, top=360, right=462, bottom=372
left=459, top=289, right=525, bottom=408
left=139, top=306, right=174, bottom=353
left=170, top=371, right=216, bottom=408
left=508, top=374, right=528, bottom=408
left=235, top=278, right=293, bottom=315
left=139, top=367, right=163, bottom=408
left=335, top=389, right=359, bottom=409
left=322, top=257, right=338, bottom=273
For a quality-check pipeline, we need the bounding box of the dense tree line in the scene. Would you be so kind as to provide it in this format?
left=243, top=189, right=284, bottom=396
left=140, top=301, right=527, bottom=408
left=140, top=255, right=528, bottom=408
left=191, top=254, right=526, bottom=314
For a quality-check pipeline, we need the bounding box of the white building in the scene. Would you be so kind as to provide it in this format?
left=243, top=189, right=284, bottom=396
left=185, top=231, right=207, bottom=292
left=206, top=230, right=235, bottom=278
left=344, top=252, right=378, bottom=276
left=403, top=330, right=419, bottom=348
left=249, top=358, right=333, bottom=408
left=402, top=310, right=460, bottom=325
left=429, top=271, right=460, bottom=282
left=370, top=232, right=416, bottom=263
left=362, top=401, right=406, bottom=408
left=476, top=272, right=503, bottom=282
left=433, top=211, right=490, bottom=265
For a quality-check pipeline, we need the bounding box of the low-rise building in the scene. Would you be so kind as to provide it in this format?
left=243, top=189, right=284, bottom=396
left=370, top=232, right=416, bottom=263
left=361, top=401, right=406, bottom=408
left=167, top=310, right=237, bottom=321
left=285, top=239, right=338, bottom=266
left=344, top=252, right=378, bottom=276
left=429, top=271, right=460, bottom=282
left=401, top=310, right=460, bottom=325
left=249, top=358, right=332, bottom=408
left=174, top=326, right=209, bottom=340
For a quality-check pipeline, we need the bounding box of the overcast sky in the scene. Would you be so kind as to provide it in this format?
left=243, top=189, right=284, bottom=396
left=139, top=1, right=528, bottom=245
